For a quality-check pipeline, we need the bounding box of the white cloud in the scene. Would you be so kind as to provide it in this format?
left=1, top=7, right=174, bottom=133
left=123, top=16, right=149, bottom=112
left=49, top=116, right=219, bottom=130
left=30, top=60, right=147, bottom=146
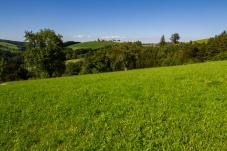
left=101, top=36, right=126, bottom=39
left=71, top=35, right=93, bottom=38
left=64, top=35, right=157, bottom=43
left=66, top=35, right=140, bottom=40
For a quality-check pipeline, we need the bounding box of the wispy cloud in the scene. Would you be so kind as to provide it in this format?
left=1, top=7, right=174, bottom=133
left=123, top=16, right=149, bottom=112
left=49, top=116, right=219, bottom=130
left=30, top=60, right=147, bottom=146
left=64, top=35, right=156, bottom=43
left=101, top=36, right=126, bottom=39
left=70, top=35, right=92, bottom=38
left=66, top=35, right=140, bottom=40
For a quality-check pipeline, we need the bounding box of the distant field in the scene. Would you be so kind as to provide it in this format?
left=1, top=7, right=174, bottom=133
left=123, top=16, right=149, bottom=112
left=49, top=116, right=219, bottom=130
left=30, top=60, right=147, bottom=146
left=65, top=58, right=84, bottom=64
left=193, top=38, right=209, bottom=44
left=0, top=42, right=19, bottom=49
left=1, top=61, right=227, bottom=150
left=68, top=41, right=116, bottom=50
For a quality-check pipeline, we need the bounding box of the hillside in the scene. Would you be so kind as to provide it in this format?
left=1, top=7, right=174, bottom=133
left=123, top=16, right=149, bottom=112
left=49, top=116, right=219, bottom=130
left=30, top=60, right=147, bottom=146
left=1, top=60, right=227, bottom=150
left=0, top=42, right=19, bottom=49
left=68, top=41, right=116, bottom=50
left=0, top=39, right=25, bottom=50
left=193, top=38, right=209, bottom=44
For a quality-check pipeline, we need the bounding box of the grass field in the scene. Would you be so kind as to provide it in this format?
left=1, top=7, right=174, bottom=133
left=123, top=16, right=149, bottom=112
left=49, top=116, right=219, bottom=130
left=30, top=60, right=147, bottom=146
left=68, top=41, right=116, bottom=50
left=0, top=42, right=18, bottom=50
left=1, top=61, right=227, bottom=150
left=193, top=38, right=209, bottom=44
left=65, top=58, right=84, bottom=64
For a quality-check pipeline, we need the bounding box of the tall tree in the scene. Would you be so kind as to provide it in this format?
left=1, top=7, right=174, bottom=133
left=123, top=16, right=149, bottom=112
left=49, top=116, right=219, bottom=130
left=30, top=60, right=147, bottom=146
left=0, top=57, right=7, bottom=82
left=0, top=56, right=28, bottom=82
left=170, top=33, right=180, bottom=44
left=24, top=29, right=65, bottom=77
left=159, top=35, right=166, bottom=46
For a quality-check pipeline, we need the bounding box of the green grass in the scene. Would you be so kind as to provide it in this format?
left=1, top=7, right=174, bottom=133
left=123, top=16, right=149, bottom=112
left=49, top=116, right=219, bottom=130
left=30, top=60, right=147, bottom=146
left=193, top=38, right=209, bottom=44
left=68, top=41, right=116, bottom=50
left=1, top=61, right=227, bottom=150
left=0, top=42, right=19, bottom=49
left=65, top=58, right=84, bottom=64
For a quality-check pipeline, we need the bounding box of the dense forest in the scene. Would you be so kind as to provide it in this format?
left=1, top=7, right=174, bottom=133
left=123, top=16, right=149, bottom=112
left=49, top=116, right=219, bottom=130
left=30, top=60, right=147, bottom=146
left=0, top=29, right=227, bottom=82
left=66, top=31, right=227, bottom=75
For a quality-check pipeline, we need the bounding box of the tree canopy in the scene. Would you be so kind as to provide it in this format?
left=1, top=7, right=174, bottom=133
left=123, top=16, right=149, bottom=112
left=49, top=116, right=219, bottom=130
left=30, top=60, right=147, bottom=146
left=159, top=35, right=166, bottom=46
left=170, top=33, right=180, bottom=44
left=24, top=29, right=65, bottom=77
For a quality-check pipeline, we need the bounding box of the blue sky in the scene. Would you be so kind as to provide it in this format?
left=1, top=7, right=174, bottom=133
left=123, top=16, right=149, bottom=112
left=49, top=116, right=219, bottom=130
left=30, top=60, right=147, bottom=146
left=0, top=0, right=227, bottom=43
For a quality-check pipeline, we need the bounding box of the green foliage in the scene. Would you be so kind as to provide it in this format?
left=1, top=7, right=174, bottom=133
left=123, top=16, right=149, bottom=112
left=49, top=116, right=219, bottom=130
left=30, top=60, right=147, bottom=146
left=24, top=29, right=66, bottom=77
left=159, top=35, right=166, bottom=46
left=1, top=61, right=227, bottom=150
left=64, top=62, right=83, bottom=76
left=40, top=72, right=50, bottom=79
left=2, top=30, right=227, bottom=81
left=79, top=31, right=227, bottom=74
left=68, top=41, right=116, bottom=50
left=170, top=33, right=180, bottom=44
left=63, top=48, right=76, bottom=60
left=63, top=41, right=80, bottom=47
left=0, top=56, right=28, bottom=82
left=0, top=57, right=7, bottom=82
left=82, top=42, right=141, bottom=73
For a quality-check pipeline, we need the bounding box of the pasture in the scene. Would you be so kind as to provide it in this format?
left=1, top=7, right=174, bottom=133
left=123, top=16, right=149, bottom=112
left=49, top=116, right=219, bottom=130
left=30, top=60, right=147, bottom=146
left=193, top=38, right=209, bottom=44
left=65, top=58, right=84, bottom=64
left=0, top=42, right=18, bottom=50
left=68, top=41, right=116, bottom=50
left=1, top=61, right=227, bottom=150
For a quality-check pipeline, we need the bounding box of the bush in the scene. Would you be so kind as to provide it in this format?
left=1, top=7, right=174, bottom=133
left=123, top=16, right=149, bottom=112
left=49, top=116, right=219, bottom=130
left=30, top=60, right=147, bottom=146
left=64, top=62, right=83, bottom=76
left=40, top=72, right=50, bottom=79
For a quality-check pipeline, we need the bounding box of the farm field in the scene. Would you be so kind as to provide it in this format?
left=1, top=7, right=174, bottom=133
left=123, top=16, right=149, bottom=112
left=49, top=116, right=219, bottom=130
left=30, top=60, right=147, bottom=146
left=1, top=61, right=227, bottom=150
left=65, top=58, right=84, bottom=64
left=68, top=41, right=116, bottom=50
left=0, top=42, right=19, bottom=50
left=193, top=38, right=209, bottom=44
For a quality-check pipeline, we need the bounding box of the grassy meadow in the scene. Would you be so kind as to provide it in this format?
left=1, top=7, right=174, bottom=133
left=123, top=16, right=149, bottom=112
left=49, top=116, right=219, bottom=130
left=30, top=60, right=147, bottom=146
left=68, top=41, right=116, bottom=50
left=65, top=58, right=84, bottom=64
left=193, top=38, right=209, bottom=44
left=0, top=42, right=18, bottom=50
left=1, top=61, right=227, bottom=150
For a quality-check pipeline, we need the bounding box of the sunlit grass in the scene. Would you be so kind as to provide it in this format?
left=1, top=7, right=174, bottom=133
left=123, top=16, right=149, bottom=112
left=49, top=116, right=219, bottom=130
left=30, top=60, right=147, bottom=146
left=1, top=61, right=227, bottom=150
left=0, top=42, right=18, bottom=49
left=65, top=58, right=84, bottom=64
left=68, top=41, right=116, bottom=50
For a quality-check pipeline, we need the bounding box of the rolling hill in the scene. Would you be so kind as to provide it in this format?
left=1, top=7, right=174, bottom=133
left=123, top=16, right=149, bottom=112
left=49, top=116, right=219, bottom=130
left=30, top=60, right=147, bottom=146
left=1, top=60, right=227, bottom=150
left=0, top=39, right=25, bottom=51
left=68, top=41, right=116, bottom=50
left=193, top=38, right=209, bottom=44
left=0, top=42, right=19, bottom=49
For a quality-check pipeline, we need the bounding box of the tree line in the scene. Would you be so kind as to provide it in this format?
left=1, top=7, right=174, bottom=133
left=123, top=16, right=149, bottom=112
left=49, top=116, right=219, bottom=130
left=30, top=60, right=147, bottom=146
left=66, top=31, right=227, bottom=75
left=0, top=29, right=227, bottom=82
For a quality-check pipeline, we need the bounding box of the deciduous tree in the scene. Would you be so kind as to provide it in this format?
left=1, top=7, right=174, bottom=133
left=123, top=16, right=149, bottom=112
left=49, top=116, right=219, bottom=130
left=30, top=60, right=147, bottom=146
left=170, top=33, right=180, bottom=44
left=24, top=29, right=65, bottom=77
left=159, top=35, right=166, bottom=46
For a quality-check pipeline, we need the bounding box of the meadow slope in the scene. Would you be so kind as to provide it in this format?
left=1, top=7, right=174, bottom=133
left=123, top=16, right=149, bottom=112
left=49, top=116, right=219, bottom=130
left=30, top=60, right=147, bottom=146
left=0, top=42, right=18, bottom=49
left=1, top=61, right=227, bottom=150
left=68, top=41, right=116, bottom=50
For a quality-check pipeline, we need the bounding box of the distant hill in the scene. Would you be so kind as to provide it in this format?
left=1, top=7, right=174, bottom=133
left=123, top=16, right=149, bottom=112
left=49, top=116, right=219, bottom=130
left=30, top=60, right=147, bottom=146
left=0, top=39, right=25, bottom=51
left=0, top=42, right=18, bottom=49
left=193, top=38, right=209, bottom=44
left=68, top=41, right=116, bottom=50
left=63, top=41, right=81, bottom=47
